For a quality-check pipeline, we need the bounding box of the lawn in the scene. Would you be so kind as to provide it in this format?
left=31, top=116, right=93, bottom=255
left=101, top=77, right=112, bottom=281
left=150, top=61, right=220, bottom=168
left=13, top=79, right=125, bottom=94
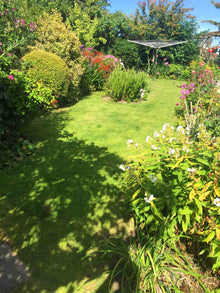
left=0, top=79, right=181, bottom=292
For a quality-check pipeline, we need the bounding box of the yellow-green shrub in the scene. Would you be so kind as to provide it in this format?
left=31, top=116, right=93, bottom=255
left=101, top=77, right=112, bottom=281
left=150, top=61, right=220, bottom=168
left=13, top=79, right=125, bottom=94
left=22, top=50, right=70, bottom=101
left=30, top=10, right=84, bottom=100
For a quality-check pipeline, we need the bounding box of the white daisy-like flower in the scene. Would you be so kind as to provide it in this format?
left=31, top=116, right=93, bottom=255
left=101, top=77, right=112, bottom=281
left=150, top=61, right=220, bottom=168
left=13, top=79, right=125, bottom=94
left=213, top=197, right=220, bottom=207
left=144, top=193, right=154, bottom=203
left=154, top=131, right=160, bottom=138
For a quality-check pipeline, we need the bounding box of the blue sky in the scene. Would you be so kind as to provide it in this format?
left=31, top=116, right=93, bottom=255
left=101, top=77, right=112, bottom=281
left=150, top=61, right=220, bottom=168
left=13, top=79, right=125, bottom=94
left=108, top=0, right=220, bottom=44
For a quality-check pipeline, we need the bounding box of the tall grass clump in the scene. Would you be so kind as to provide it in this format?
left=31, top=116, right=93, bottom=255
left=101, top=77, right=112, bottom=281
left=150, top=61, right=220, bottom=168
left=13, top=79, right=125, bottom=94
left=105, top=67, right=150, bottom=103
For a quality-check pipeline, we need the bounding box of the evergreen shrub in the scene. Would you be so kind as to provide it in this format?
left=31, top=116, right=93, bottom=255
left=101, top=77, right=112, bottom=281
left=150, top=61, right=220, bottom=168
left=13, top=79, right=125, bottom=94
left=31, top=10, right=84, bottom=101
left=22, top=50, right=70, bottom=102
left=105, top=67, right=150, bottom=103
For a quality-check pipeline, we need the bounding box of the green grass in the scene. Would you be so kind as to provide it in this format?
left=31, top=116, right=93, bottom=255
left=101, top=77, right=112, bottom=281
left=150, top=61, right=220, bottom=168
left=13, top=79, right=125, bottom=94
left=0, top=79, right=181, bottom=292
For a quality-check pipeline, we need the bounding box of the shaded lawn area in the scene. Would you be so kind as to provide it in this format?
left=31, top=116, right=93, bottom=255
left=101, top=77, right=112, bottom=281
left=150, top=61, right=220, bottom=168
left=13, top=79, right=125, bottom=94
left=0, top=79, right=181, bottom=292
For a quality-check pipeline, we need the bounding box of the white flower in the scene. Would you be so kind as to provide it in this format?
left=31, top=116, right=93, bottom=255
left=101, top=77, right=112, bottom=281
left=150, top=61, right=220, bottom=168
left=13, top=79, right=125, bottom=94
left=119, top=164, right=126, bottom=171
left=154, top=131, right=160, bottom=138
left=183, top=147, right=189, bottom=153
left=213, top=197, right=220, bottom=207
left=185, top=127, right=190, bottom=134
left=168, top=148, right=175, bottom=155
left=146, top=136, right=151, bottom=142
left=119, top=164, right=130, bottom=171
left=150, top=174, right=157, bottom=183
left=177, top=125, right=184, bottom=133
left=177, top=126, right=185, bottom=134
left=144, top=193, right=154, bottom=203
left=140, top=89, right=146, bottom=98
left=151, top=145, right=160, bottom=150
left=170, top=126, right=175, bottom=130
left=127, top=139, right=133, bottom=144
left=162, top=135, right=165, bottom=139
left=135, top=143, right=139, bottom=147
left=187, top=168, right=196, bottom=173
left=162, top=123, right=169, bottom=131
left=197, top=132, right=200, bottom=136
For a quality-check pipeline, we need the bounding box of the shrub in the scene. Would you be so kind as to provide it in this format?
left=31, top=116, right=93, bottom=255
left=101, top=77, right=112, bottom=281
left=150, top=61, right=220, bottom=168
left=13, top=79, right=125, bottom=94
left=80, top=47, right=119, bottom=94
left=105, top=67, right=150, bottom=103
left=22, top=50, right=70, bottom=102
left=175, top=61, right=220, bottom=137
left=119, top=123, right=220, bottom=273
left=0, top=0, right=37, bottom=57
left=31, top=10, right=84, bottom=102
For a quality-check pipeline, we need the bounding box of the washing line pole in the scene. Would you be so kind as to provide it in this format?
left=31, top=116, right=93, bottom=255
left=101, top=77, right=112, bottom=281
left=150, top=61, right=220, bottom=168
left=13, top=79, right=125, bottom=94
left=128, top=40, right=188, bottom=80
left=155, top=46, right=159, bottom=80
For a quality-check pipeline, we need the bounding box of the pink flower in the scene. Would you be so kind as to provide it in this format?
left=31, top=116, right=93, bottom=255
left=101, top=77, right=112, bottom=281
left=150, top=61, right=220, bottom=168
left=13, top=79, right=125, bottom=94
left=12, top=8, right=15, bottom=11
left=164, top=62, right=169, bottom=66
left=181, top=83, right=187, bottom=88
left=176, top=103, right=179, bottom=106
left=163, top=58, right=167, bottom=61
left=157, top=72, right=160, bottom=75
left=8, top=75, right=14, bottom=81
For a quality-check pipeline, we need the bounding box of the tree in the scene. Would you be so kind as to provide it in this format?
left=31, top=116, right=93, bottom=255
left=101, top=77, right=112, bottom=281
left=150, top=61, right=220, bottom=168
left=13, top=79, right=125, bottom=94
left=129, top=0, right=194, bottom=40
left=66, top=2, right=106, bottom=48
left=202, top=0, right=220, bottom=31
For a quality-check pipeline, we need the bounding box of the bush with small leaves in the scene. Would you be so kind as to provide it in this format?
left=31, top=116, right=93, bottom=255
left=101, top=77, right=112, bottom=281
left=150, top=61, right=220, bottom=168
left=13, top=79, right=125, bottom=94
left=22, top=50, right=70, bottom=102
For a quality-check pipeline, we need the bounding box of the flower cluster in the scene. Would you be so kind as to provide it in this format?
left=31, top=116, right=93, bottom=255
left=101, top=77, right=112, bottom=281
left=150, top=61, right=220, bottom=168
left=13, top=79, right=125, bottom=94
left=81, top=47, right=118, bottom=79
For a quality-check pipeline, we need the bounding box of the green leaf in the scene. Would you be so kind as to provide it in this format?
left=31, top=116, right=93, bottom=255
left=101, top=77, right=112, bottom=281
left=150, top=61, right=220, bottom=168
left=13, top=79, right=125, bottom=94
left=182, top=219, right=187, bottom=233
left=195, top=157, right=209, bottom=166
left=205, top=230, right=215, bottom=243
left=178, top=206, right=193, bottom=215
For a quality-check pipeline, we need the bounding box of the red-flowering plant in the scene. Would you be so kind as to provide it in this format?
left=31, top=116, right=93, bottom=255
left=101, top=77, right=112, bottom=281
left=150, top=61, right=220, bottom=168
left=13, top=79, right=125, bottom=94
left=80, top=47, right=119, bottom=93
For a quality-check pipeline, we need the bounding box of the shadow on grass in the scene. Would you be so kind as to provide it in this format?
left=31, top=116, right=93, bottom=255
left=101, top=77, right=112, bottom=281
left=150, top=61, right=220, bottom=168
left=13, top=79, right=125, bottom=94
left=0, top=109, right=132, bottom=292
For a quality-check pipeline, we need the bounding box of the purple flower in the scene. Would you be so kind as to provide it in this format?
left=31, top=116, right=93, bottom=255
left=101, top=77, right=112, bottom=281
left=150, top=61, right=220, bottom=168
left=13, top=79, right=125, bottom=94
left=176, top=103, right=179, bottom=106
left=12, top=8, right=15, bottom=12
left=181, top=89, right=190, bottom=95
left=88, top=47, right=93, bottom=51
left=181, top=83, right=187, bottom=89
left=80, top=45, right=84, bottom=49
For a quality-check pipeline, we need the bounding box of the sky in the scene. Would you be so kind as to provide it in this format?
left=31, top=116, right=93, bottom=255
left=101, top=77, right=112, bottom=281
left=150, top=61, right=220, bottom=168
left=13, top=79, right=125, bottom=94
left=108, top=0, right=220, bottom=45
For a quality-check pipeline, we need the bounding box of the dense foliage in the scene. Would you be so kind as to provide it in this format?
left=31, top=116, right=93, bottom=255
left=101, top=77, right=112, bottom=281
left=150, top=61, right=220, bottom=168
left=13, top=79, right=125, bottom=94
left=105, top=67, right=150, bottom=102
left=31, top=10, right=84, bottom=101
left=117, top=64, right=220, bottom=290
left=22, top=50, right=70, bottom=102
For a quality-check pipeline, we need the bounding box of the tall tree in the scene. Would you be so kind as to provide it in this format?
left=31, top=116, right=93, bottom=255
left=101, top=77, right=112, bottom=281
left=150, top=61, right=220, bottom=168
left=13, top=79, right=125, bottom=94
left=129, top=0, right=194, bottom=40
